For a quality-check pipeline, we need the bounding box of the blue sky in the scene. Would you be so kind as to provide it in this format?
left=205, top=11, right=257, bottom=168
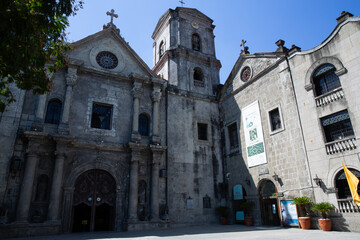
left=67, top=0, right=359, bottom=83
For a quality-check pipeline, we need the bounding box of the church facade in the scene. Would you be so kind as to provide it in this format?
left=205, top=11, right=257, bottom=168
left=0, top=7, right=359, bottom=238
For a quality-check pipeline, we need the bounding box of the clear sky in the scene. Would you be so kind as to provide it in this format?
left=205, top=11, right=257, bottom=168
left=66, top=0, right=359, bottom=83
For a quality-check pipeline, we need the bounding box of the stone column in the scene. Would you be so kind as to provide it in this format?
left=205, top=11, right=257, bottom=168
left=131, top=81, right=142, bottom=141
left=59, top=67, right=77, bottom=134
left=151, top=153, right=161, bottom=220
left=128, top=148, right=140, bottom=221
left=151, top=86, right=162, bottom=144
left=150, top=145, right=166, bottom=221
left=47, top=151, right=65, bottom=221
left=16, top=147, right=39, bottom=222
left=62, top=187, right=74, bottom=233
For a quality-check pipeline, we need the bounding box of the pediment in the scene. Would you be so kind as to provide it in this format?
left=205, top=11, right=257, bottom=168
left=219, top=54, right=281, bottom=100
left=68, top=28, right=155, bottom=78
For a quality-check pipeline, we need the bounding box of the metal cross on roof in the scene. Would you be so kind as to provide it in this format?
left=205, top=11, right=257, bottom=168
left=240, top=39, right=247, bottom=52
left=106, top=9, right=118, bottom=24
left=179, top=0, right=185, bottom=7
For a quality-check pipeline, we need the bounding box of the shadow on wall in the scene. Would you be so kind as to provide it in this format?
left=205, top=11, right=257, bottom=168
left=218, top=96, right=260, bottom=225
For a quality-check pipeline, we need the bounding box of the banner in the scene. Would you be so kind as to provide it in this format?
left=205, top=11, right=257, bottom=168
left=342, top=163, right=360, bottom=206
left=242, top=101, right=267, bottom=167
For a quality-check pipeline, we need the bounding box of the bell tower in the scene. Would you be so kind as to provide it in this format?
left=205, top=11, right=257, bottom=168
left=152, top=7, right=221, bottom=96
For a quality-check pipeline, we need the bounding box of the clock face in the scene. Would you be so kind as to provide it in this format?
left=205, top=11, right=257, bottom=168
left=96, top=51, right=118, bottom=69
left=241, top=66, right=251, bottom=82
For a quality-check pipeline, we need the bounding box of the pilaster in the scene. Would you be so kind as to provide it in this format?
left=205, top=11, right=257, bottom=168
left=59, top=67, right=78, bottom=135
left=15, top=132, right=48, bottom=222
left=150, top=145, right=166, bottom=220
left=47, top=135, right=72, bottom=221
left=151, top=84, right=162, bottom=144
left=131, top=80, right=143, bottom=141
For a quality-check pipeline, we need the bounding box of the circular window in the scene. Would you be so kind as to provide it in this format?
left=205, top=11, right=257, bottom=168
left=241, top=66, right=251, bottom=82
left=96, top=51, right=118, bottom=69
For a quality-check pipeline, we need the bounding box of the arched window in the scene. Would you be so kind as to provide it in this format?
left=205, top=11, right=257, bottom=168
left=313, top=64, right=341, bottom=97
left=193, top=67, right=204, bottom=87
left=45, top=99, right=62, bottom=124
left=192, top=33, right=201, bottom=51
left=139, top=113, right=150, bottom=136
left=335, top=168, right=360, bottom=199
left=159, top=41, right=165, bottom=57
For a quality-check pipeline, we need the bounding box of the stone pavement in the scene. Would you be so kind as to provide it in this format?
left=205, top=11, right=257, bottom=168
left=6, top=224, right=360, bottom=240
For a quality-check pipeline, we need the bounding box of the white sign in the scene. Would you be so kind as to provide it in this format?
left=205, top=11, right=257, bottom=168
left=242, top=101, right=267, bottom=167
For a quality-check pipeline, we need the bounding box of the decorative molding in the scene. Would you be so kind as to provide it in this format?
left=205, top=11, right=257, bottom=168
left=304, top=56, right=346, bottom=91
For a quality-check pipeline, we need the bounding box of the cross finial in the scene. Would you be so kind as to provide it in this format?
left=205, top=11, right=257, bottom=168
left=179, top=0, right=185, bottom=7
left=240, top=39, right=250, bottom=55
left=240, top=40, right=247, bottom=52
left=106, top=9, right=118, bottom=24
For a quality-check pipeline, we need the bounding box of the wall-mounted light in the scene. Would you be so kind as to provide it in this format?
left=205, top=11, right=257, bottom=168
left=272, top=172, right=279, bottom=182
left=313, top=174, right=322, bottom=186
left=225, top=172, right=230, bottom=181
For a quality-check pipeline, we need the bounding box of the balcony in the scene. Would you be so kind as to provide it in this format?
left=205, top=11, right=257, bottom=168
left=325, top=137, right=356, bottom=155
left=315, top=87, right=344, bottom=107
left=337, top=198, right=360, bottom=213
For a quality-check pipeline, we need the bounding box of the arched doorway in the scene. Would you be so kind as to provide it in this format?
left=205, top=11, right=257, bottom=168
left=259, top=180, right=280, bottom=226
left=335, top=168, right=360, bottom=199
left=72, top=170, right=116, bottom=232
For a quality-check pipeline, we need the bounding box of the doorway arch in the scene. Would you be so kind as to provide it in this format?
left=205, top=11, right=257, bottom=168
left=259, top=180, right=280, bottom=226
left=72, top=169, right=116, bottom=232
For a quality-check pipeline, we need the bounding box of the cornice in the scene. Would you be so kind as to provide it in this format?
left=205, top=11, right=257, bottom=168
left=288, top=17, right=360, bottom=59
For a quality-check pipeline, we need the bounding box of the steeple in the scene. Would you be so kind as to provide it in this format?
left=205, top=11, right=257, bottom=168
left=152, top=7, right=221, bottom=96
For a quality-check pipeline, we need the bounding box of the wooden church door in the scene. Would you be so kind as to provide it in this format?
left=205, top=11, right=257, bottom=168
left=72, top=170, right=116, bottom=232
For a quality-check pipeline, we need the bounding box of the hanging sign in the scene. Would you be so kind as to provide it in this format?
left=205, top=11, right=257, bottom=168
left=233, top=184, right=243, bottom=200
left=280, top=200, right=299, bottom=226
left=242, top=101, right=267, bottom=167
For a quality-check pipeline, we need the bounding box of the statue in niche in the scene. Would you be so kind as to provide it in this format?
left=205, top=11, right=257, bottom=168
left=35, top=175, right=49, bottom=202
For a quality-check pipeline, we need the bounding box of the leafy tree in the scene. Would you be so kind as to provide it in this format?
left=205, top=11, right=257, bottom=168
left=0, top=0, right=83, bottom=112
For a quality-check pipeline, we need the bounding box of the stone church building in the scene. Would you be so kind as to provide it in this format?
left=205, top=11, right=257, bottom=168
left=0, top=7, right=359, bottom=237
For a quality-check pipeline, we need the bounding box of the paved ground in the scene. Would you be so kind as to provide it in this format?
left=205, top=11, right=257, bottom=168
left=6, top=225, right=360, bottom=240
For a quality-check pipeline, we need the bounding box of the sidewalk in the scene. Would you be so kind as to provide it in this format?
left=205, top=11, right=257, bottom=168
left=6, top=224, right=360, bottom=240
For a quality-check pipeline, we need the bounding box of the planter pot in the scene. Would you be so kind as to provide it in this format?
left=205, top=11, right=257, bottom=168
left=244, top=216, right=253, bottom=226
left=298, top=217, right=311, bottom=230
left=220, top=217, right=228, bottom=225
left=319, top=219, right=332, bottom=231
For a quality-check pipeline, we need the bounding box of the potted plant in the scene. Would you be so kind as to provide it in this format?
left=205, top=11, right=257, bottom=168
left=241, top=201, right=255, bottom=226
left=311, top=202, right=335, bottom=231
left=216, top=206, right=230, bottom=225
left=292, top=196, right=312, bottom=229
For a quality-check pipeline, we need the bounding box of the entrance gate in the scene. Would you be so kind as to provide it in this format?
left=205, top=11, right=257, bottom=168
left=72, top=170, right=116, bottom=232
